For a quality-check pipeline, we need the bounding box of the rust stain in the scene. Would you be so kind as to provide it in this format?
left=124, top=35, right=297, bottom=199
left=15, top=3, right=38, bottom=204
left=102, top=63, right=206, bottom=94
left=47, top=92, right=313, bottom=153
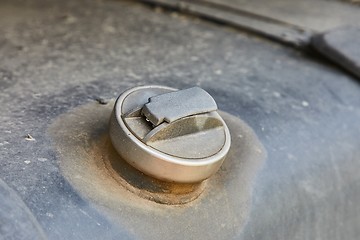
left=48, top=100, right=266, bottom=239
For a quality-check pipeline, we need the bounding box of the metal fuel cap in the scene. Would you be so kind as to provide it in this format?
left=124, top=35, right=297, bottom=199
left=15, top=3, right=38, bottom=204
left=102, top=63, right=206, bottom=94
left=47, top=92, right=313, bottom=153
left=109, top=86, right=231, bottom=183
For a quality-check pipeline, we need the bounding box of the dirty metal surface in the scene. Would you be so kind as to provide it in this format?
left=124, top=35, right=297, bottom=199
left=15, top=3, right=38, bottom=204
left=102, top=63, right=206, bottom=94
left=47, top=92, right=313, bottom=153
left=198, top=0, right=360, bottom=32
left=48, top=101, right=265, bottom=239
left=141, top=0, right=314, bottom=47
left=312, top=26, right=360, bottom=80
left=0, top=0, right=360, bottom=239
left=0, top=178, right=47, bottom=240
left=142, top=0, right=360, bottom=48
left=141, top=0, right=360, bottom=78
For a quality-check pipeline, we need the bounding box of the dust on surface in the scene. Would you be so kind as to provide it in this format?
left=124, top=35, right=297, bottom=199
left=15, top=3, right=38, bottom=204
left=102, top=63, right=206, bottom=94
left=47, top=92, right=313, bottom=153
left=48, top=100, right=266, bottom=239
left=102, top=133, right=207, bottom=205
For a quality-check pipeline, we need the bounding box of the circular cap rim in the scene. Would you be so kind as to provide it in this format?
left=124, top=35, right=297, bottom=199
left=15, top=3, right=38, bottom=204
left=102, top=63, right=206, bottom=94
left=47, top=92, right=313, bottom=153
left=109, top=85, right=231, bottom=182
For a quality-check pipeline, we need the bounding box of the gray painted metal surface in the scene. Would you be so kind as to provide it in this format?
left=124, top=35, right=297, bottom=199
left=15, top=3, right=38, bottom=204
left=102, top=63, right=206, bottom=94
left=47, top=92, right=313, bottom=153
left=141, top=0, right=360, bottom=78
left=312, top=26, right=360, bottom=79
left=141, top=0, right=314, bottom=47
left=198, top=0, right=360, bottom=32
left=0, top=0, right=360, bottom=239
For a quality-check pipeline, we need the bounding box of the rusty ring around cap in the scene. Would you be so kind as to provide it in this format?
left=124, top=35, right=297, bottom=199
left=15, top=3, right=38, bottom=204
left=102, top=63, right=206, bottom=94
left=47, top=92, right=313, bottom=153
left=109, top=85, right=231, bottom=183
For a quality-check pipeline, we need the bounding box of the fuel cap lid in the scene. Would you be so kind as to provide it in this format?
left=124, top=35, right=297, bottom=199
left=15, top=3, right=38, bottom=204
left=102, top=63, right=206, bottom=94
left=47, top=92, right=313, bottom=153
left=109, top=85, right=231, bottom=183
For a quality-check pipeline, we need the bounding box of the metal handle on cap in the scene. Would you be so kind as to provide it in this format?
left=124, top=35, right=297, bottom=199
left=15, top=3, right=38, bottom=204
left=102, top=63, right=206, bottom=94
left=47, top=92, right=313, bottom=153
left=141, top=87, right=218, bottom=126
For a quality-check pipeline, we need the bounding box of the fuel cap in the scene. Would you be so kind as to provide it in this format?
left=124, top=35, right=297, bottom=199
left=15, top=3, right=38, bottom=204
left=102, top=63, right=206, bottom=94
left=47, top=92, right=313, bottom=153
left=109, top=86, right=231, bottom=183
